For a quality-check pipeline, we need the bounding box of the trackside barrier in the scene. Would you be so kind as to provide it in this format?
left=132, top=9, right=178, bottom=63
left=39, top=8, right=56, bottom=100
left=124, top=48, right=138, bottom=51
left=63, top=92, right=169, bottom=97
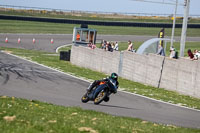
left=0, top=15, right=200, bottom=28
left=70, top=45, right=200, bottom=98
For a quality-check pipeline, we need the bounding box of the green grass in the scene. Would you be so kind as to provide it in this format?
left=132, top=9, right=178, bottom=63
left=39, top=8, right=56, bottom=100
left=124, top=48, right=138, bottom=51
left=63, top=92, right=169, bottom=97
left=0, top=19, right=200, bottom=37
left=1, top=96, right=199, bottom=133
left=1, top=47, right=200, bottom=110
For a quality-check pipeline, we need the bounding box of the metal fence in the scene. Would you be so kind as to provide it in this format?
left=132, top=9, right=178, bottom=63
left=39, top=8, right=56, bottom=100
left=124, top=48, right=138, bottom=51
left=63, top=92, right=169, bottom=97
left=0, top=4, right=200, bottom=17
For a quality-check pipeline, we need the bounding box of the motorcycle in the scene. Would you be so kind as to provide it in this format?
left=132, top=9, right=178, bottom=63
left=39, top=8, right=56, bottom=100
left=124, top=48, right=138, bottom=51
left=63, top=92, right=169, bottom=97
left=81, top=78, right=117, bottom=105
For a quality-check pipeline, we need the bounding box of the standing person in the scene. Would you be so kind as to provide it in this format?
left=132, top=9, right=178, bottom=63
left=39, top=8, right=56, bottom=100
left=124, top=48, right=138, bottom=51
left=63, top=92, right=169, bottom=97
left=157, top=44, right=165, bottom=56
left=127, top=40, right=133, bottom=52
left=114, top=41, right=119, bottom=51
left=76, top=32, right=80, bottom=41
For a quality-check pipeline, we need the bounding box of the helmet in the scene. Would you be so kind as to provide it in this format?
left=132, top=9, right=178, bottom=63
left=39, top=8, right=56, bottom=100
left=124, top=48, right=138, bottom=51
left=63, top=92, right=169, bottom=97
left=110, top=73, right=118, bottom=80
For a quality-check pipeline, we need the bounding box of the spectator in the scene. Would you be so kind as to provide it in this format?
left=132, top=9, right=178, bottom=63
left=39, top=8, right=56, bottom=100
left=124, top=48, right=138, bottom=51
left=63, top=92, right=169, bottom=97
left=157, top=44, right=165, bottom=56
left=88, top=42, right=96, bottom=49
left=105, top=41, right=113, bottom=52
left=169, top=46, right=175, bottom=58
left=187, top=49, right=195, bottom=60
left=193, top=49, right=200, bottom=60
left=169, top=46, right=178, bottom=59
left=76, top=32, right=80, bottom=41
left=105, top=41, right=109, bottom=51
left=114, top=41, right=119, bottom=51
left=127, top=40, right=133, bottom=52
left=111, top=42, right=115, bottom=49
left=101, top=40, right=106, bottom=49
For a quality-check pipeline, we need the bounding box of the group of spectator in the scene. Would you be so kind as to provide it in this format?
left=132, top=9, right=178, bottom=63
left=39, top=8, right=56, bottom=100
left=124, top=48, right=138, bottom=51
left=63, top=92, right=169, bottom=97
left=187, top=49, right=200, bottom=60
left=101, top=40, right=136, bottom=52
left=101, top=40, right=119, bottom=52
left=88, top=39, right=200, bottom=61
left=156, top=44, right=200, bottom=60
left=157, top=44, right=179, bottom=59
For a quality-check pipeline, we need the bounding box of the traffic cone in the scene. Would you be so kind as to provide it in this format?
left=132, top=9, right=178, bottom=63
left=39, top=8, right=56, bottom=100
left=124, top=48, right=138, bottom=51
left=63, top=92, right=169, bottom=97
left=33, top=38, right=36, bottom=44
left=50, top=38, right=54, bottom=44
left=18, top=38, right=21, bottom=44
left=5, top=37, right=8, bottom=43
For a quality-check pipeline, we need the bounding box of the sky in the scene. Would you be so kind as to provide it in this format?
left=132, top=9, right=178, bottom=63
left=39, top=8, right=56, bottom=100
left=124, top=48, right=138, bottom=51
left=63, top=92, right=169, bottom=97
left=0, top=0, right=199, bottom=16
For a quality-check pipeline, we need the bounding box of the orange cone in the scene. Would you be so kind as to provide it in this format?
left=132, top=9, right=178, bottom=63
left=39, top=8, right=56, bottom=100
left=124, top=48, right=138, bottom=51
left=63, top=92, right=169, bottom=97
left=51, top=38, right=54, bottom=44
left=18, top=38, right=21, bottom=44
left=5, top=37, right=8, bottom=43
left=33, top=38, right=36, bottom=44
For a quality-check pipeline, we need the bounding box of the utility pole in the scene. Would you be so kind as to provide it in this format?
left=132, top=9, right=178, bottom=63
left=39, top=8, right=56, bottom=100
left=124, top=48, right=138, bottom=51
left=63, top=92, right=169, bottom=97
left=180, top=0, right=190, bottom=57
left=170, top=0, right=178, bottom=48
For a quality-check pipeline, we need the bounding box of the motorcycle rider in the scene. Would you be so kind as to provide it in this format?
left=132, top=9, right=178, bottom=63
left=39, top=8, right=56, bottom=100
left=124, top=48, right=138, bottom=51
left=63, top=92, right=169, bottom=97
left=87, top=73, right=119, bottom=95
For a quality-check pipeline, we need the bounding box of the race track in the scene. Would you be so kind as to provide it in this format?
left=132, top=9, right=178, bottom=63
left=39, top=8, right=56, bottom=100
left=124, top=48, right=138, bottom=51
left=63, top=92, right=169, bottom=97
left=0, top=51, right=200, bottom=129
left=1, top=34, right=200, bottom=53
left=0, top=34, right=200, bottom=128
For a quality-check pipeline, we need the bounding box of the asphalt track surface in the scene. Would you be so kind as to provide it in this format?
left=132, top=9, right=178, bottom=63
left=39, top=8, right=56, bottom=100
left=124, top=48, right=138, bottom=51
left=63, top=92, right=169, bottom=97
left=0, top=51, right=200, bottom=129
left=0, top=34, right=200, bottom=129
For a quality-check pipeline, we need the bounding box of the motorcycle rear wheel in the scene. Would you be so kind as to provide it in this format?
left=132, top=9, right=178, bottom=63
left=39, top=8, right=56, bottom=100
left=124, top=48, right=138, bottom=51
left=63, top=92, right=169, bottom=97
left=94, top=90, right=107, bottom=105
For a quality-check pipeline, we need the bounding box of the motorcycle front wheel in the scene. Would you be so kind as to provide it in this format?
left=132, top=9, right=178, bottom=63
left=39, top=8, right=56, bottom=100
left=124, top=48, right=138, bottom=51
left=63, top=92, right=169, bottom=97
left=94, top=90, right=108, bottom=105
left=81, top=93, right=90, bottom=103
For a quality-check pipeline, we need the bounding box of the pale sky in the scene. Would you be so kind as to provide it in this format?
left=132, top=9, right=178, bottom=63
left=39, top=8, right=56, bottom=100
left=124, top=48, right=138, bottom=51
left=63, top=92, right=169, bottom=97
left=0, top=0, right=199, bottom=16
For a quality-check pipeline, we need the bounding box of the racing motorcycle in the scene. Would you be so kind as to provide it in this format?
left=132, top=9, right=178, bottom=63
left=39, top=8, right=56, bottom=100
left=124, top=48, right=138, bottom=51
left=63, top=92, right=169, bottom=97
left=81, top=77, right=117, bottom=105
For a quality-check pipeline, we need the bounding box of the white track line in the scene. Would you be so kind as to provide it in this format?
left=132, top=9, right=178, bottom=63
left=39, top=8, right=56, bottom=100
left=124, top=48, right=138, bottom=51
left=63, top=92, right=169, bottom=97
left=55, top=44, right=73, bottom=53
left=1, top=50, right=200, bottom=112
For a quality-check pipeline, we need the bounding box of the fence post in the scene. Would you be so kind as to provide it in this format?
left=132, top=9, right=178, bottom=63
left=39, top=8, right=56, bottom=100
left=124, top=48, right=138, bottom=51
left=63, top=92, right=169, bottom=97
left=118, top=51, right=124, bottom=76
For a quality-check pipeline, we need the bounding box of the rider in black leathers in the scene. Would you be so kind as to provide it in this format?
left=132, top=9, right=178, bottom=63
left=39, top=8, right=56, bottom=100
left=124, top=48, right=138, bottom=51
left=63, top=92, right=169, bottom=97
left=87, top=73, right=119, bottom=94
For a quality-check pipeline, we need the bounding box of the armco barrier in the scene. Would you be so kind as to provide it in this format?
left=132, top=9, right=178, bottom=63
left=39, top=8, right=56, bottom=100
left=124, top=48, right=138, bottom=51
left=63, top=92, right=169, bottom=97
left=1, top=15, right=200, bottom=28
left=71, top=45, right=200, bottom=98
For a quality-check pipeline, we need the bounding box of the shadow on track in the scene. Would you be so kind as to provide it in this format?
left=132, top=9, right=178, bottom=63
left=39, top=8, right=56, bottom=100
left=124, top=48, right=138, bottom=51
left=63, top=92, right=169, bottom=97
left=87, top=102, right=138, bottom=110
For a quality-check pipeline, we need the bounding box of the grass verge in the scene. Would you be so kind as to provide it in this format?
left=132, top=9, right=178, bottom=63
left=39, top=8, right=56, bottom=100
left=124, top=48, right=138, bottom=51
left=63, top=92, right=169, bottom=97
left=0, top=19, right=200, bottom=37
left=1, top=96, right=200, bottom=133
left=0, top=46, right=200, bottom=110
